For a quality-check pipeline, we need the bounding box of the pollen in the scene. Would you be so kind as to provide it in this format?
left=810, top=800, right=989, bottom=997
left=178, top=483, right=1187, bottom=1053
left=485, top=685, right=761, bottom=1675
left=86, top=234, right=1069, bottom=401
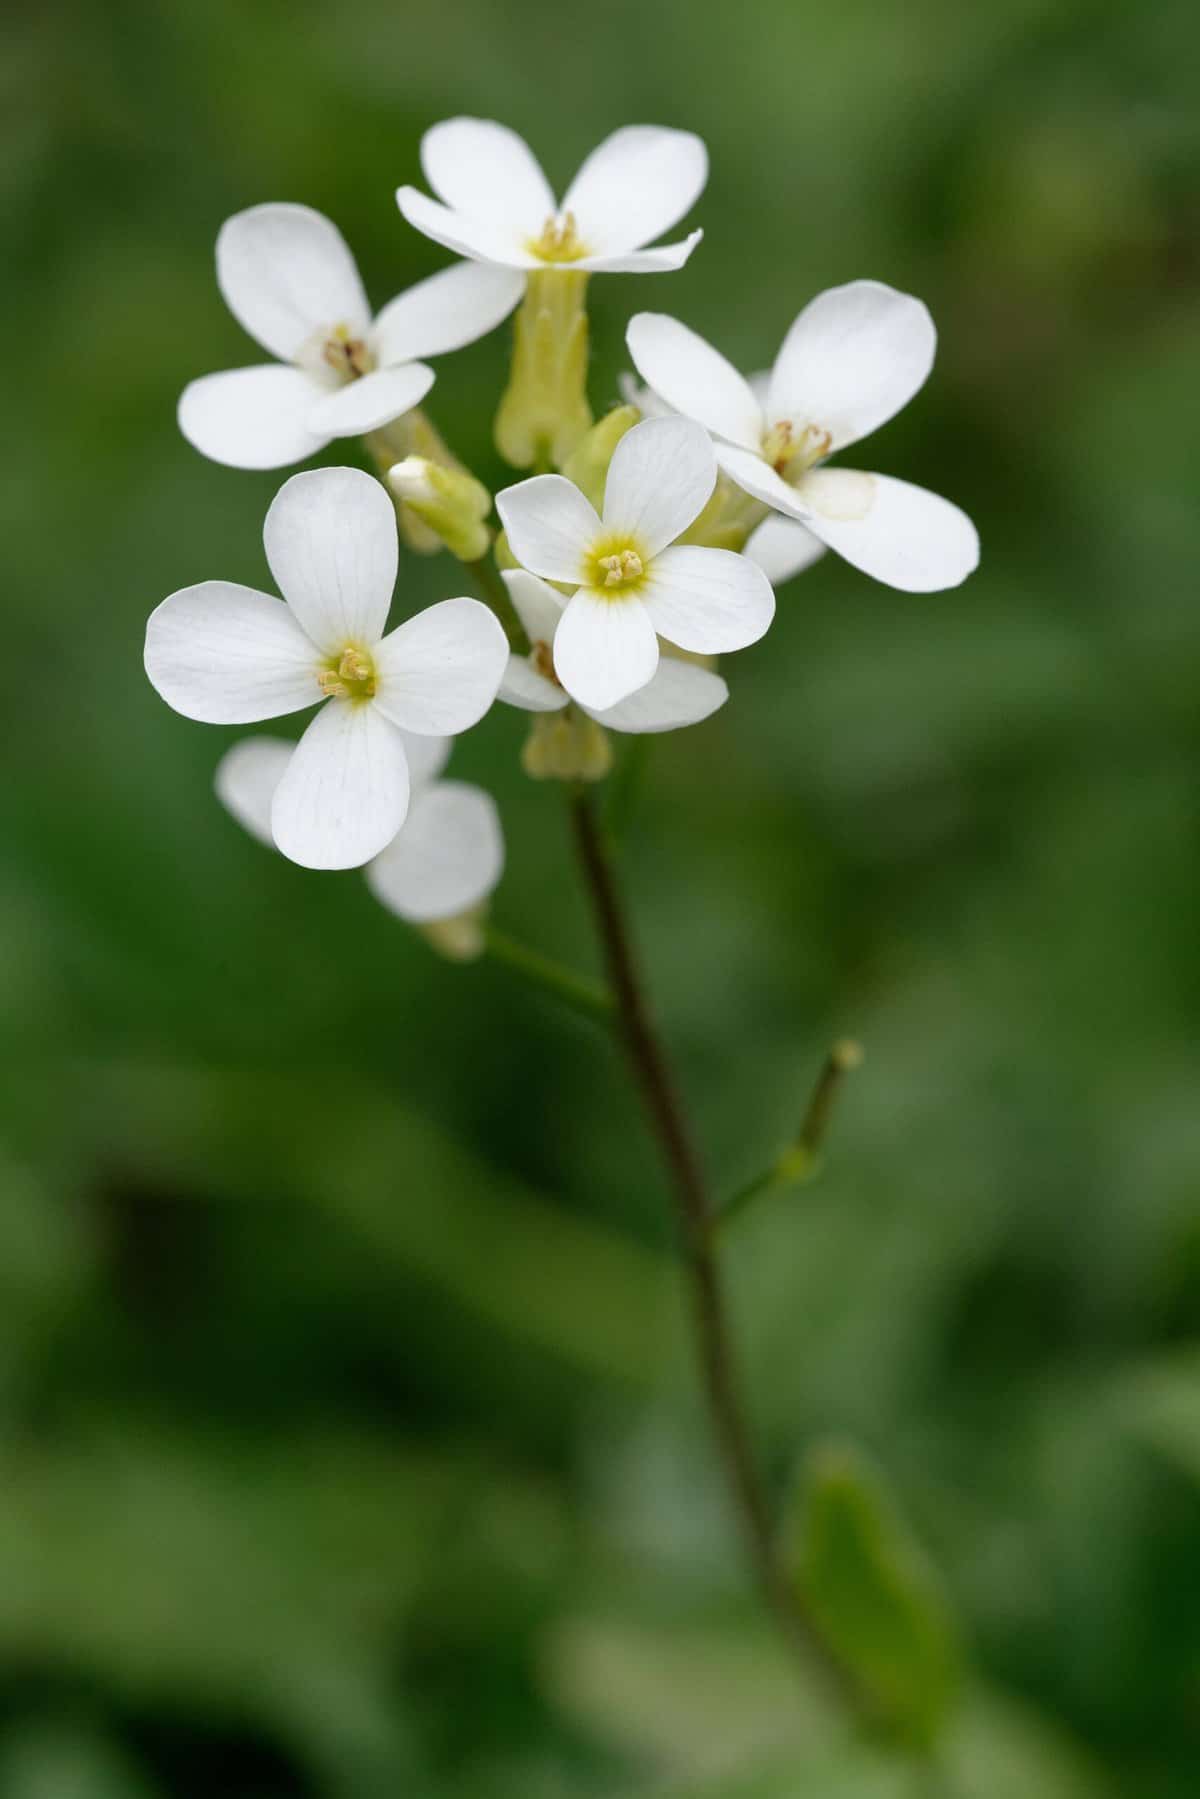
left=598, top=549, right=644, bottom=587
left=317, top=644, right=377, bottom=701
left=530, top=209, right=586, bottom=264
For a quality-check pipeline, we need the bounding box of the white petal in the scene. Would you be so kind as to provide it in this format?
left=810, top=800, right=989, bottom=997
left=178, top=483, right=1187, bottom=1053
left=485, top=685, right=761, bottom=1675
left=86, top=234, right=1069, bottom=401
left=766, top=280, right=936, bottom=454
left=366, top=780, right=503, bottom=922
left=394, top=728, right=452, bottom=788
left=601, top=416, right=715, bottom=556
left=500, top=569, right=565, bottom=647
left=641, top=545, right=775, bottom=654
left=145, top=582, right=321, bottom=724
left=216, top=204, right=369, bottom=362
left=270, top=699, right=410, bottom=870
left=499, top=654, right=567, bottom=712
left=396, top=188, right=540, bottom=269
left=562, top=126, right=707, bottom=254
left=573, top=232, right=702, bottom=273
left=586, top=657, right=727, bottom=733
left=745, top=515, right=827, bottom=586
left=306, top=363, right=434, bottom=436
left=553, top=590, right=659, bottom=711
left=373, top=597, right=508, bottom=734
left=626, top=314, right=762, bottom=451
left=421, top=117, right=554, bottom=237
left=214, top=736, right=293, bottom=846
left=713, top=442, right=813, bottom=519
left=178, top=366, right=328, bottom=470
left=494, top=476, right=600, bottom=584
left=370, top=261, right=525, bottom=364
left=797, top=471, right=979, bottom=593
left=263, top=466, right=398, bottom=653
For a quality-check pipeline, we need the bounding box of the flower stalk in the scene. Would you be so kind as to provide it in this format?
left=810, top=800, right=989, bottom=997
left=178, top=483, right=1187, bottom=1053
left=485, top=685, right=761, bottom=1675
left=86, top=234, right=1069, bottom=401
left=494, top=272, right=592, bottom=470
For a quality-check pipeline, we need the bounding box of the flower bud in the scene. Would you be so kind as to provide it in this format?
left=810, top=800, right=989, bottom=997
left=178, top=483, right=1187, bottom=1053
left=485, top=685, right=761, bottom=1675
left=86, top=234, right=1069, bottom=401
left=418, top=902, right=489, bottom=963
left=494, top=272, right=592, bottom=470
left=521, top=710, right=613, bottom=783
left=559, top=404, right=639, bottom=512
left=387, top=457, right=493, bottom=563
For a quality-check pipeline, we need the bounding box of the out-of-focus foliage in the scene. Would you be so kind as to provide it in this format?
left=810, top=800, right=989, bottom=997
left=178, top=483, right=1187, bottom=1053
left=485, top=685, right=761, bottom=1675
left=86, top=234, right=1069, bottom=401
left=2, top=0, right=1199, bottom=1792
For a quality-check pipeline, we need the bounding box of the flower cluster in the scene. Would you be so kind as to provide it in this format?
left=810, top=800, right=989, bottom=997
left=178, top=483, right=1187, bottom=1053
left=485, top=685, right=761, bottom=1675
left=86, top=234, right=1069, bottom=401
left=146, top=117, right=979, bottom=948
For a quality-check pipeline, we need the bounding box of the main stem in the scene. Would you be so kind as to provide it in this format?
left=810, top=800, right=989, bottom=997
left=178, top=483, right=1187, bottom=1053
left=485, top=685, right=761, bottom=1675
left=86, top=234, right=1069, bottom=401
left=568, top=789, right=845, bottom=1689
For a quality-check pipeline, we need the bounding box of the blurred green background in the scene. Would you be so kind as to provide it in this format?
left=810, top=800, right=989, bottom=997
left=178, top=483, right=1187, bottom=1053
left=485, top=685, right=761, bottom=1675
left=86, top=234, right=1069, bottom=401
left=4, top=0, right=1200, bottom=1792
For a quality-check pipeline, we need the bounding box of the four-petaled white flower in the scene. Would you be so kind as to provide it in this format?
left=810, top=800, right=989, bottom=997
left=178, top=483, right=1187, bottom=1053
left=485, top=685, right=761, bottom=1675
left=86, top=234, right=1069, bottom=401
left=495, top=416, right=775, bottom=712
left=397, top=120, right=706, bottom=276
left=498, top=571, right=728, bottom=732
left=627, top=281, right=979, bottom=592
left=216, top=730, right=504, bottom=924
left=144, top=466, right=508, bottom=870
left=179, top=203, right=524, bottom=470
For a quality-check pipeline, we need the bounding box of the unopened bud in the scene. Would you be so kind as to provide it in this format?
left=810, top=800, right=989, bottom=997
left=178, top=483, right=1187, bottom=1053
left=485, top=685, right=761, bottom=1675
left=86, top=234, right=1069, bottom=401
left=560, top=404, right=639, bottom=512
left=387, top=456, right=493, bottom=562
left=521, top=710, right=612, bottom=783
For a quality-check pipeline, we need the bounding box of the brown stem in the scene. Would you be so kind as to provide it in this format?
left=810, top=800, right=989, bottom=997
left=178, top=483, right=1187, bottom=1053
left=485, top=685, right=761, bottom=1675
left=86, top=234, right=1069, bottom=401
left=567, top=788, right=853, bottom=1700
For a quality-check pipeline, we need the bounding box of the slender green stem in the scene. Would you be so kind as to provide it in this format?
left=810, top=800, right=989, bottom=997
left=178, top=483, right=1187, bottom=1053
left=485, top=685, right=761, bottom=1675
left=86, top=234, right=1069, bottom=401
left=484, top=925, right=614, bottom=1026
left=567, top=788, right=855, bottom=1705
left=463, top=552, right=528, bottom=652
left=718, top=1039, right=863, bottom=1234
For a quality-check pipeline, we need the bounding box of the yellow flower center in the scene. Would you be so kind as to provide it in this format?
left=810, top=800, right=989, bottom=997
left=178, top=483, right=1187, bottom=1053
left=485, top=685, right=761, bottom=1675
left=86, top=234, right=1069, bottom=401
left=317, top=645, right=377, bottom=702
left=761, top=419, right=832, bottom=479
left=529, top=209, right=587, bottom=264
left=591, top=546, right=645, bottom=592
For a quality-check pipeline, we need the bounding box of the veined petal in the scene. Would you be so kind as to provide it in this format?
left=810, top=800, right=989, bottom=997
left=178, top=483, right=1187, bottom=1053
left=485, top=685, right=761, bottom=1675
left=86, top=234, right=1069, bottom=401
left=601, top=415, right=716, bottom=556
left=495, top=475, right=600, bottom=584
left=366, top=780, right=504, bottom=922
left=370, top=261, right=525, bottom=364
left=573, top=232, right=702, bottom=273
left=214, top=736, right=293, bottom=846
left=396, top=188, right=539, bottom=269
left=626, top=314, right=762, bottom=451
left=421, top=117, right=554, bottom=237
left=500, top=569, right=565, bottom=647
left=766, top=280, right=936, bottom=454
left=586, top=657, right=727, bottom=733
left=306, top=363, right=434, bottom=436
left=145, top=582, right=321, bottom=724
left=373, top=597, right=508, bottom=734
left=641, top=545, right=775, bottom=653
left=714, top=441, right=813, bottom=520
left=263, top=466, right=398, bottom=652
left=216, top=204, right=369, bottom=362
left=796, top=470, right=979, bottom=592
left=745, top=515, right=827, bottom=586
left=270, top=698, right=410, bottom=870
left=395, top=728, right=451, bottom=788
left=178, top=366, right=329, bottom=470
left=562, top=126, right=707, bottom=254
left=499, top=654, right=567, bottom=712
left=553, top=590, right=659, bottom=711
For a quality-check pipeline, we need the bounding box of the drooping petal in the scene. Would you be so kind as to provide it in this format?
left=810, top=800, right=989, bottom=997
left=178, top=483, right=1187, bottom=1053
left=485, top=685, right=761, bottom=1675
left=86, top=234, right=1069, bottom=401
left=713, top=441, right=814, bottom=520
left=144, top=582, right=321, bottom=724
left=562, top=126, right=707, bottom=254
left=795, top=471, right=979, bottom=592
left=178, top=366, right=329, bottom=470
left=745, top=515, right=827, bottom=586
left=306, top=363, right=434, bottom=436
left=395, top=188, right=540, bottom=269
left=641, top=545, right=775, bottom=653
left=420, top=117, right=555, bottom=237
left=216, top=204, right=369, bottom=362
left=373, top=597, right=508, bottom=734
left=270, top=699, right=410, bottom=870
left=552, top=590, right=659, bottom=711
left=214, top=736, right=293, bottom=846
left=370, top=261, right=525, bottom=364
left=601, top=416, right=716, bottom=556
left=263, top=466, right=398, bottom=652
left=395, top=728, right=452, bottom=789
left=766, top=280, right=936, bottom=454
left=573, top=231, right=703, bottom=274
left=494, top=476, right=600, bottom=584
left=586, top=656, right=728, bottom=733
left=626, top=314, right=762, bottom=451
left=500, top=569, right=565, bottom=647
left=499, top=654, right=567, bottom=712
left=366, top=780, right=504, bottom=922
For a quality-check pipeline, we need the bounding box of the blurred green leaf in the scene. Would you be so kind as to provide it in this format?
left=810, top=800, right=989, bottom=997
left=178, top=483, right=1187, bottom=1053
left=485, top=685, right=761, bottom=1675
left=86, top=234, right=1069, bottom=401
left=785, top=1442, right=962, bottom=1748
left=1119, top=1349, right=1200, bottom=1483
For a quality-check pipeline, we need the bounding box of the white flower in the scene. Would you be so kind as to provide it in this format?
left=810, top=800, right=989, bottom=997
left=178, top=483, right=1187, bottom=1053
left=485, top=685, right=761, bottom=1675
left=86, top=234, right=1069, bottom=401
left=397, top=120, right=706, bottom=275
left=498, top=570, right=728, bottom=732
left=494, top=416, right=774, bottom=712
left=179, top=203, right=524, bottom=470
left=215, top=731, right=503, bottom=923
left=626, top=281, right=980, bottom=592
left=144, top=466, right=508, bottom=870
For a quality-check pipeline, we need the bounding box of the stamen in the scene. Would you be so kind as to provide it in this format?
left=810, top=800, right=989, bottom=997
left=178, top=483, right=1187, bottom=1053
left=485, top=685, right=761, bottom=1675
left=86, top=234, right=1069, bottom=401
left=531, top=209, right=585, bottom=263
left=598, top=549, right=644, bottom=587
left=764, top=418, right=832, bottom=478
left=317, top=645, right=377, bottom=701
left=321, top=323, right=373, bottom=380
